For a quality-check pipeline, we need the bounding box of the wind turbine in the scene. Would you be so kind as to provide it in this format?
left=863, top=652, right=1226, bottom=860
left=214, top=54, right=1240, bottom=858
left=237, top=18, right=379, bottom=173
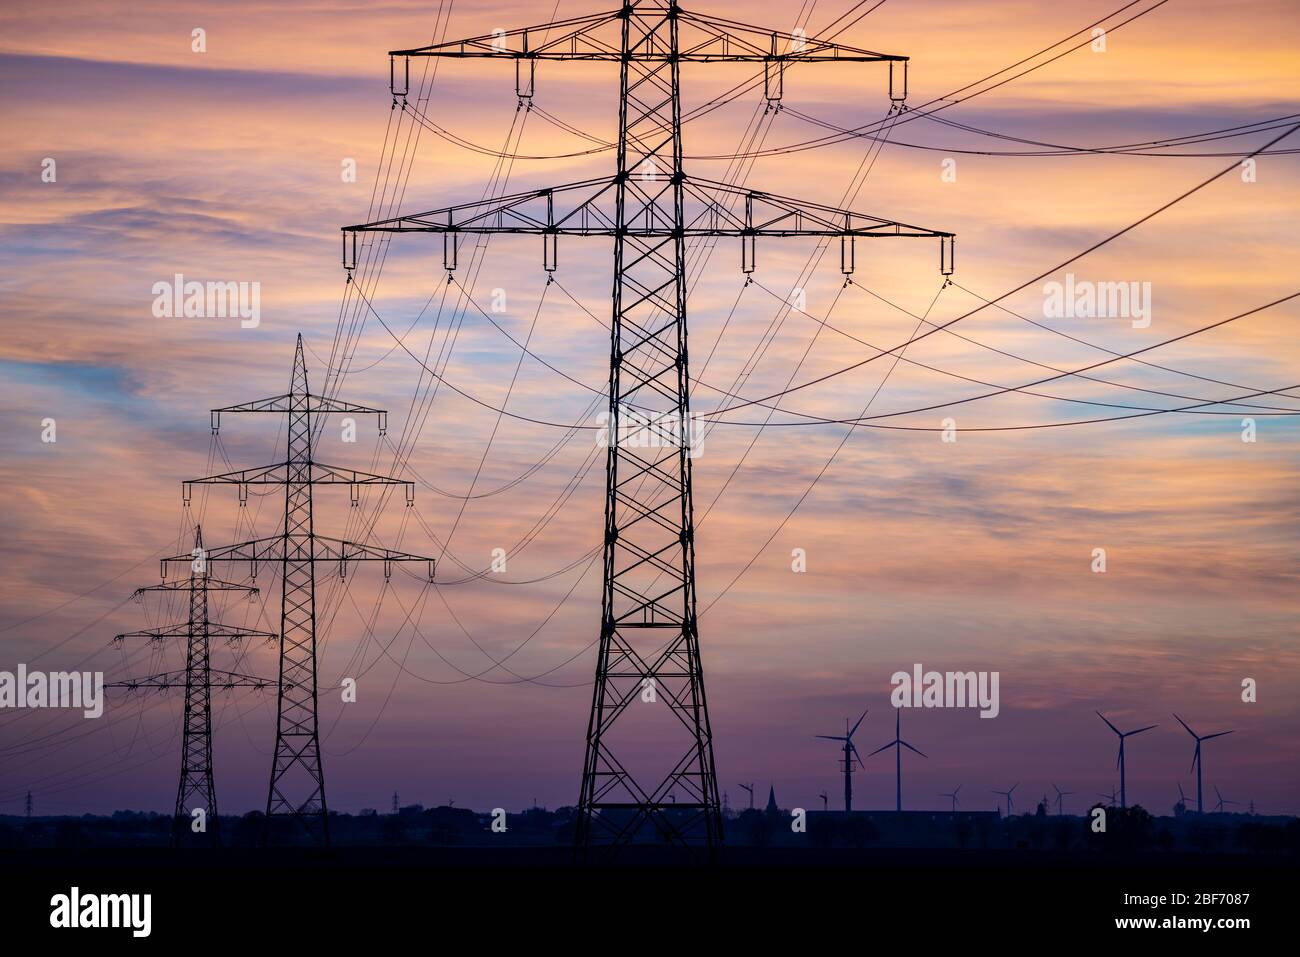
left=1173, top=713, right=1233, bottom=815
left=1097, top=787, right=1118, bottom=807
left=868, top=709, right=927, bottom=812
left=1096, top=711, right=1157, bottom=808
left=1052, top=782, right=1074, bottom=815
left=1213, top=786, right=1238, bottom=814
left=818, top=790, right=829, bottom=812
left=940, top=785, right=961, bottom=813
left=815, top=708, right=867, bottom=812
left=1175, top=782, right=1188, bottom=815
left=992, top=782, right=1019, bottom=816
left=738, top=782, right=755, bottom=811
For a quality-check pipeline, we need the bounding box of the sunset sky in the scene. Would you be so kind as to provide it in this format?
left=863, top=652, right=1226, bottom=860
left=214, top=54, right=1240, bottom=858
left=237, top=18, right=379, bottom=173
left=1, top=0, right=1298, bottom=819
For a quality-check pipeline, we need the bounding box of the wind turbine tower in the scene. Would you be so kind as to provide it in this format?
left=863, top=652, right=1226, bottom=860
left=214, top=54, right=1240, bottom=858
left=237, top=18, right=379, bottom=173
left=868, top=710, right=926, bottom=812
left=992, top=782, right=1019, bottom=816
left=1213, top=786, right=1238, bottom=814
left=1052, top=782, right=1074, bottom=815
left=815, top=709, right=867, bottom=812
left=1173, top=713, right=1233, bottom=815
left=1096, top=711, right=1156, bottom=809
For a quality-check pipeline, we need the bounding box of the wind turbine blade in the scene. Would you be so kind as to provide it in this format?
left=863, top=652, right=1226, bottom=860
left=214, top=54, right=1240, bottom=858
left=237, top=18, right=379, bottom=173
left=850, top=742, right=864, bottom=765
left=1189, top=750, right=1199, bottom=774
left=1203, top=730, right=1234, bottom=741
left=814, top=735, right=846, bottom=741
left=1115, top=750, right=1122, bottom=771
left=901, top=741, right=927, bottom=758
left=1129, top=724, right=1158, bottom=736
left=1096, top=711, right=1120, bottom=735
left=1010, top=783, right=1019, bottom=793
left=849, top=709, right=868, bottom=737
left=1172, top=712, right=1195, bottom=737
left=867, top=742, right=892, bottom=758
left=954, top=784, right=961, bottom=796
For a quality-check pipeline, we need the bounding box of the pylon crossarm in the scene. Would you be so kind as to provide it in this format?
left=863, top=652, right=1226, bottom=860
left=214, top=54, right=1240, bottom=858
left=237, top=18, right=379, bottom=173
left=133, top=578, right=256, bottom=596
left=388, top=4, right=900, bottom=63
left=107, top=670, right=274, bottom=692
left=161, top=536, right=434, bottom=579
left=161, top=536, right=282, bottom=574
left=210, top=393, right=389, bottom=434
left=112, top=624, right=188, bottom=642
left=683, top=178, right=953, bottom=238
left=391, top=8, right=621, bottom=59
left=343, top=175, right=949, bottom=239
left=343, top=177, right=617, bottom=238
left=185, top=462, right=291, bottom=487
left=183, top=462, right=415, bottom=488
left=313, top=536, right=436, bottom=578
left=112, top=623, right=276, bottom=644
left=212, top=394, right=387, bottom=416
left=674, top=8, right=903, bottom=62
left=343, top=177, right=952, bottom=279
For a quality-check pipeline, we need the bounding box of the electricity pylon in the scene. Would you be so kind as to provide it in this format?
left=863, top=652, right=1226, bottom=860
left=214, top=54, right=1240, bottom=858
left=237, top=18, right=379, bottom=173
left=161, top=335, right=436, bottom=843
left=108, top=525, right=275, bottom=846
left=343, top=1, right=954, bottom=852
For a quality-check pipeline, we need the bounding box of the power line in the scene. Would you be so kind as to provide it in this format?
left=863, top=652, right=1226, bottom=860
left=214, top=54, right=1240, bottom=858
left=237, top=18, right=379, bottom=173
left=699, top=118, right=1300, bottom=421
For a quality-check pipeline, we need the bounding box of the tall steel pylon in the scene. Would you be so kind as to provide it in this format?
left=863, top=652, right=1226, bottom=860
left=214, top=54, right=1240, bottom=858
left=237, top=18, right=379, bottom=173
left=109, top=525, right=275, bottom=846
left=344, top=1, right=955, bottom=851
left=162, top=336, right=436, bottom=843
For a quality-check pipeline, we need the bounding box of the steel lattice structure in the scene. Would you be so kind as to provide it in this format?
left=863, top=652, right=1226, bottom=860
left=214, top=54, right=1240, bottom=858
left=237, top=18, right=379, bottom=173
left=343, top=1, right=954, bottom=851
left=108, top=526, right=275, bottom=847
left=161, top=336, right=436, bottom=843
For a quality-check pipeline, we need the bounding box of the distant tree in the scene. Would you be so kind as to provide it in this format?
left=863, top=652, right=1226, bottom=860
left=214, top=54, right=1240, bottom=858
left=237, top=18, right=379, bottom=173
left=232, top=811, right=263, bottom=847
left=1285, top=819, right=1300, bottom=854
left=1235, top=822, right=1283, bottom=853
left=382, top=812, right=407, bottom=844
left=1052, top=819, right=1072, bottom=852
left=1156, top=827, right=1174, bottom=852
left=736, top=808, right=771, bottom=846
left=840, top=816, right=878, bottom=848
left=954, top=817, right=972, bottom=849
left=1090, top=805, right=1154, bottom=852
left=55, top=820, right=83, bottom=849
